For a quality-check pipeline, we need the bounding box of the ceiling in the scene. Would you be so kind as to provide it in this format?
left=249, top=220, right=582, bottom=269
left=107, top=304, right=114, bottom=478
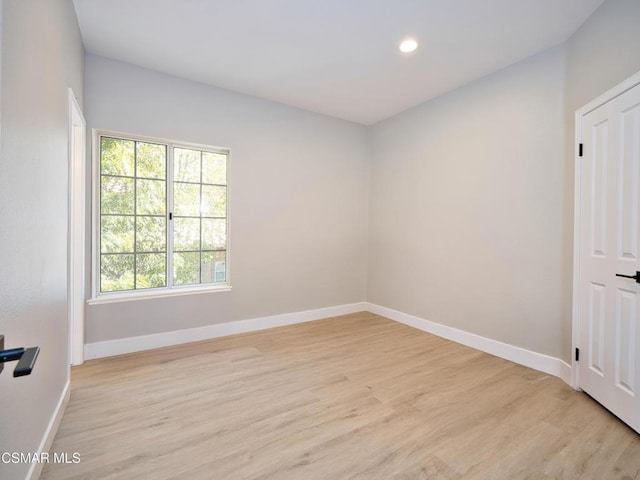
left=72, top=0, right=605, bottom=125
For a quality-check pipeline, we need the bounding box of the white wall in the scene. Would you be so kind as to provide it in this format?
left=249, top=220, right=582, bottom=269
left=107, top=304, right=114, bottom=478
left=32, top=0, right=637, bottom=373
left=367, top=0, right=640, bottom=364
left=566, top=0, right=640, bottom=116
left=85, top=55, right=369, bottom=343
left=0, top=1, right=84, bottom=478
left=368, top=46, right=567, bottom=359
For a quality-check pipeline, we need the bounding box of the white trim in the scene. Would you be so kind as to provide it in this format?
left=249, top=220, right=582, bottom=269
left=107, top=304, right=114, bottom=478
left=91, top=129, right=231, bottom=300
left=167, top=141, right=175, bottom=289
left=68, top=89, right=86, bottom=366
left=85, top=302, right=368, bottom=359
left=25, top=380, right=70, bottom=480
left=558, top=360, right=573, bottom=386
left=87, top=284, right=232, bottom=305
left=576, top=69, right=640, bottom=117
left=84, top=300, right=573, bottom=386
left=91, top=129, right=99, bottom=299
left=365, top=303, right=572, bottom=383
left=571, top=106, right=584, bottom=390
left=572, top=69, right=640, bottom=391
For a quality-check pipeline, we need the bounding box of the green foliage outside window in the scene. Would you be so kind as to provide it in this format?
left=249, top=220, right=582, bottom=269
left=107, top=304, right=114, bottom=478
left=99, top=136, right=227, bottom=293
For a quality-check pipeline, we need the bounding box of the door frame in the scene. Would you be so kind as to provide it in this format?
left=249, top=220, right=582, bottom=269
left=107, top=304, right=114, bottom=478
left=572, top=69, right=640, bottom=390
left=68, top=88, right=86, bottom=366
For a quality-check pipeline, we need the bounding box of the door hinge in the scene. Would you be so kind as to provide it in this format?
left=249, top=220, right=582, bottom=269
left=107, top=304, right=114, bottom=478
left=579, top=143, right=583, bottom=157
left=575, top=347, right=580, bottom=362
left=169, top=212, right=173, bottom=220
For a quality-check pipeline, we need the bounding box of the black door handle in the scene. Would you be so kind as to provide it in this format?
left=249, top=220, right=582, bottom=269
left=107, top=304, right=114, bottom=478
left=0, top=335, right=40, bottom=377
left=616, top=271, right=640, bottom=283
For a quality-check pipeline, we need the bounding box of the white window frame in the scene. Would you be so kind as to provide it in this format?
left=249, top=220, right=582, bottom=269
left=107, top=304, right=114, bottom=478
left=89, top=129, right=231, bottom=305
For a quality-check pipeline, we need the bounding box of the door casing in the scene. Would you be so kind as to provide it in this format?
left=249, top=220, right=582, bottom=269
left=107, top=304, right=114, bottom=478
left=572, top=69, right=640, bottom=390
left=68, top=89, right=86, bottom=366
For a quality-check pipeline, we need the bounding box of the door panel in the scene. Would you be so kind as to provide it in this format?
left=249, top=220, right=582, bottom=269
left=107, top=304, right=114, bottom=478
left=579, top=82, right=640, bottom=433
left=588, top=282, right=606, bottom=375
left=615, top=288, right=635, bottom=394
left=591, top=119, right=609, bottom=257
left=618, top=105, right=639, bottom=260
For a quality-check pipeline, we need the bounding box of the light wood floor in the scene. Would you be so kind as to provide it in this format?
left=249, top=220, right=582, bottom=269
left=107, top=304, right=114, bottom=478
left=42, top=313, right=640, bottom=480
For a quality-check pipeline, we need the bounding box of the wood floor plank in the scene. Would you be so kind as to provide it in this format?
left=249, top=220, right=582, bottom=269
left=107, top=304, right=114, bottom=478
left=41, top=313, right=640, bottom=479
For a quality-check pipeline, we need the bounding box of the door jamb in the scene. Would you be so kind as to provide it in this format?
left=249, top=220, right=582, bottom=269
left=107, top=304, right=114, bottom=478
left=68, top=89, right=86, bottom=366
left=572, top=70, right=640, bottom=390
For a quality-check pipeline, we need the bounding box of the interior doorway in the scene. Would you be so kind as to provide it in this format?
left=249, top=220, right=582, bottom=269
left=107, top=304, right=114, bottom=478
left=573, top=71, right=640, bottom=433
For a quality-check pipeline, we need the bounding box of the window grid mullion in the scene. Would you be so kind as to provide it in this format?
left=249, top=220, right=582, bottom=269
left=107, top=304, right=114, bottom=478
left=173, top=215, right=226, bottom=220
left=167, top=249, right=225, bottom=254
left=172, top=179, right=226, bottom=187
left=98, top=152, right=103, bottom=294
left=101, top=251, right=167, bottom=256
left=133, top=142, right=138, bottom=290
left=101, top=213, right=165, bottom=218
left=199, top=151, right=203, bottom=284
left=99, top=172, right=168, bottom=182
left=167, top=145, right=175, bottom=289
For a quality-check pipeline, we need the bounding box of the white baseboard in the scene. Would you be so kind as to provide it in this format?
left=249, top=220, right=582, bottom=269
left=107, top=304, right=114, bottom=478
left=559, top=360, right=573, bottom=386
left=85, top=302, right=368, bottom=360
left=84, top=300, right=572, bottom=388
left=365, top=303, right=572, bottom=385
left=26, top=379, right=70, bottom=480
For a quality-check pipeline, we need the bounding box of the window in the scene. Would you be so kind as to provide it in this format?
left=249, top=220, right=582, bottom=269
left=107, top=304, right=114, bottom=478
left=94, top=132, right=229, bottom=299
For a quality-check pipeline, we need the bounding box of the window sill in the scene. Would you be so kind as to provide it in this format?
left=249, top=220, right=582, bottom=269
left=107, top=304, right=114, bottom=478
left=87, top=284, right=232, bottom=306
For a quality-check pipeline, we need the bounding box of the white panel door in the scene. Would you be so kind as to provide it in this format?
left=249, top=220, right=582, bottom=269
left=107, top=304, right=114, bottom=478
left=579, top=81, right=640, bottom=433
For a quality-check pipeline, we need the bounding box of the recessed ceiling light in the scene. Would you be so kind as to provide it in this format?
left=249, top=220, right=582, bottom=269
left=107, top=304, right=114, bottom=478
left=399, top=39, right=418, bottom=53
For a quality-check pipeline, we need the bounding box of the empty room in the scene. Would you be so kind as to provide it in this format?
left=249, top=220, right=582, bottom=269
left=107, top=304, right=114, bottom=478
left=2, top=0, right=640, bottom=478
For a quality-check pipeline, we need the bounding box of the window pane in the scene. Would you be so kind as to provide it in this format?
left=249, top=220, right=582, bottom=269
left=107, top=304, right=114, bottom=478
left=202, top=185, right=226, bottom=217
left=101, top=254, right=134, bottom=292
left=136, top=253, right=166, bottom=289
left=101, top=216, right=134, bottom=253
left=137, top=179, right=166, bottom=215
left=202, top=218, right=226, bottom=250
left=174, top=182, right=200, bottom=216
left=202, top=251, right=226, bottom=283
left=101, top=176, right=134, bottom=214
left=97, top=135, right=229, bottom=295
left=174, top=252, right=200, bottom=285
left=202, top=152, right=226, bottom=185
left=101, top=137, right=134, bottom=177
left=174, top=148, right=200, bottom=182
left=136, top=217, right=166, bottom=252
left=137, top=142, right=166, bottom=179
left=174, top=217, right=200, bottom=251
